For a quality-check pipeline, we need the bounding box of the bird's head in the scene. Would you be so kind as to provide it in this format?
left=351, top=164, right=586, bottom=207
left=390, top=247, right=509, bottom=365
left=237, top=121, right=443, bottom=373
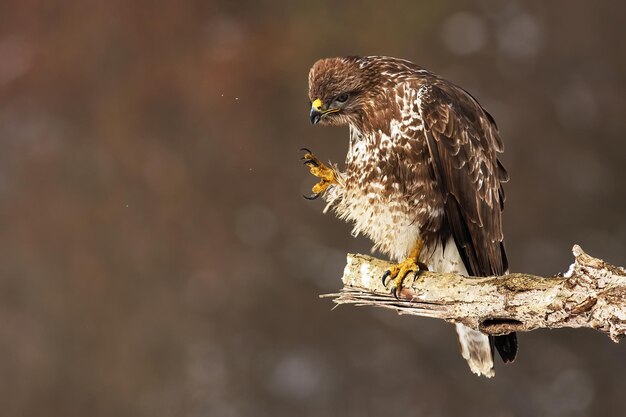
left=308, top=57, right=376, bottom=127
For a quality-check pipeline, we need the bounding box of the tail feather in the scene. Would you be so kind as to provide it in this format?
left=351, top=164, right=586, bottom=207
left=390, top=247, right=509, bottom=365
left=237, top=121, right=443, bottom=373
left=493, top=333, right=518, bottom=363
left=455, top=323, right=494, bottom=378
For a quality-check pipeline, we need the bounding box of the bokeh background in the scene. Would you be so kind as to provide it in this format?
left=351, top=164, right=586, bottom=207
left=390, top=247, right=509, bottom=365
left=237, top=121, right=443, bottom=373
left=1, top=1, right=625, bottom=416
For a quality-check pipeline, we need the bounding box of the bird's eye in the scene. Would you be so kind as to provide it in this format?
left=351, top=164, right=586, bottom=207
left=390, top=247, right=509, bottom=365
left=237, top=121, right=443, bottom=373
left=335, top=93, right=349, bottom=103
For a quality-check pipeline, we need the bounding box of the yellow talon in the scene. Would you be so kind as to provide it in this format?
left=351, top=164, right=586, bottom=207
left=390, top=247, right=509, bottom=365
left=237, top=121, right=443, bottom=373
left=301, top=148, right=337, bottom=199
left=382, top=240, right=427, bottom=299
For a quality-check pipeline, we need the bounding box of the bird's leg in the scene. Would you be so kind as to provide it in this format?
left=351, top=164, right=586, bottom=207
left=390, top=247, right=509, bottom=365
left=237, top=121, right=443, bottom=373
left=300, top=148, right=337, bottom=200
left=382, top=239, right=429, bottom=299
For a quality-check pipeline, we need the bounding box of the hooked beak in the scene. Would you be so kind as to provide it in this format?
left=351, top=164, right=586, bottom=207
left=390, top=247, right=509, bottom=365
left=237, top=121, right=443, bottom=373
left=310, top=108, right=322, bottom=124
left=310, top=98, right=323, bottom=124
left=310, top=98, right=339, bottom=124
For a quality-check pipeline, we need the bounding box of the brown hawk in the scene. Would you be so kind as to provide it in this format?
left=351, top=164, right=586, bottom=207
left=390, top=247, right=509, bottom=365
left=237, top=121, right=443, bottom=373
left=303, top=56, right=517, bottom=377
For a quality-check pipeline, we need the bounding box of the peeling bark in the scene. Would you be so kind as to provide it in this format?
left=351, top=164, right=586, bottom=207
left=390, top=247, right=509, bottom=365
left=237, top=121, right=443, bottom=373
left=322, top=245, right=626, bottom=342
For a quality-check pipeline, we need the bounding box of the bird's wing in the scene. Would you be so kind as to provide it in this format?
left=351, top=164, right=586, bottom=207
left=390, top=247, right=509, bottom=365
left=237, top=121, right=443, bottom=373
left=417, top=82, right=509, bottom=277
left=416, top=81, right=517, bottom=366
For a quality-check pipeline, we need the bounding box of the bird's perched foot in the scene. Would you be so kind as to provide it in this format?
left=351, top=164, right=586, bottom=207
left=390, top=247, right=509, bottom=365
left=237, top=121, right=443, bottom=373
left=301, top=148, right=337, bottom=200
left=382, top=240, right=428, bottom=299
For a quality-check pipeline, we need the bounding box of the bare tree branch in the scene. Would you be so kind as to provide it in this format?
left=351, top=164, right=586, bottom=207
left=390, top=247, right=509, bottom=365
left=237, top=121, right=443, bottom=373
left=322, top=245, right=626, bottom=342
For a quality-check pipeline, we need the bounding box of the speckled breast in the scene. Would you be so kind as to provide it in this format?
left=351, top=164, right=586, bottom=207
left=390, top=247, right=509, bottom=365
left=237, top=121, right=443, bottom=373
left=334, top=134, right=444, bottom=261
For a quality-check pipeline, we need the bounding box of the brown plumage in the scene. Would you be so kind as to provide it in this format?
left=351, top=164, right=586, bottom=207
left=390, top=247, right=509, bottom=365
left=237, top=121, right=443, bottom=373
left=308, top=56, right=517, bottom=377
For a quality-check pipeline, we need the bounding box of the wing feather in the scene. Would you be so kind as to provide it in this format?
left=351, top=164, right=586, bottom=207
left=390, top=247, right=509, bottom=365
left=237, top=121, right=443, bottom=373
left=417, top=83, right=508, bottom=276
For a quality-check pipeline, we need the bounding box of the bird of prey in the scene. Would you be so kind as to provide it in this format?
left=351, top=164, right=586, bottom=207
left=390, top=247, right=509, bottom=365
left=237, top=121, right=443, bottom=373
left=303, top=56, right=516, bottom=377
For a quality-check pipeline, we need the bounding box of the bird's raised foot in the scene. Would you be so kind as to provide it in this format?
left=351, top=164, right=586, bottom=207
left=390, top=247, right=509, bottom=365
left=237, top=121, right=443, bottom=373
left=300, top=148, right=337, bottom=200
left=382, top=258, right=429, bottom=299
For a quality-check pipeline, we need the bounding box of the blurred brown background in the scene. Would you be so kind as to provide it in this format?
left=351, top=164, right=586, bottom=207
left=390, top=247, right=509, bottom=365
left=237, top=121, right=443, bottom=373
left=1, top=1, right=625, bottom=416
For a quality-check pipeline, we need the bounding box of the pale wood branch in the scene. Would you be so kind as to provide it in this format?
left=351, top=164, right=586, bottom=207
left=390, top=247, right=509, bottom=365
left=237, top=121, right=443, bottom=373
left=322, top=245, right=626, bottom=342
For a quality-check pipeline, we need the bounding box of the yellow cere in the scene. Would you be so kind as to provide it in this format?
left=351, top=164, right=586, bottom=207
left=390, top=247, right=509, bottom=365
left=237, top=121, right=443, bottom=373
left=312, top=99, right=323, bottom=111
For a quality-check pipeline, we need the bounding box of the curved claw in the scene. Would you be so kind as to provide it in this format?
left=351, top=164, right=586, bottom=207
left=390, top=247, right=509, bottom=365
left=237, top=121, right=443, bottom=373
left=381, top=270, right=391, bottom=286
left=299, top=147, right=312, bottom=154
left=391, top=286, right=400, bottom=300
left=302, top=193, right=320, bottom=200
left=303, top=159, right=319, bottom=167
